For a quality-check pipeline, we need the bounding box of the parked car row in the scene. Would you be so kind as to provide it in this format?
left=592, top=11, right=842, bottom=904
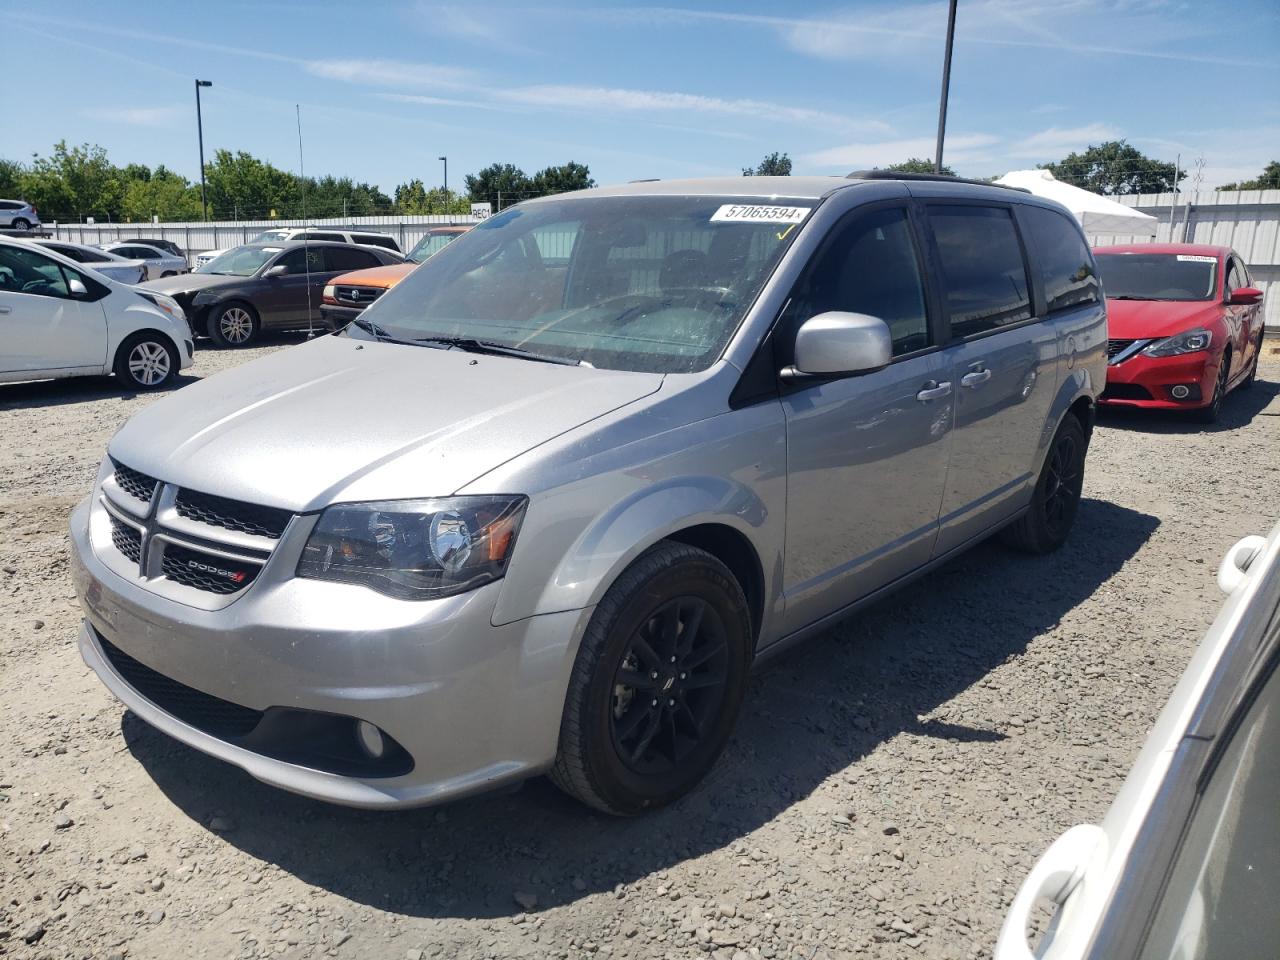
left=194, top=226, right=403, bottom=268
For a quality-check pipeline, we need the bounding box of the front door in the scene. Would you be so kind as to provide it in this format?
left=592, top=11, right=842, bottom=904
left=0, top=245, right=103, bottom=375
left=260, top=246, right=329, bottom=328
left=779, top=204, right=954, bottom=635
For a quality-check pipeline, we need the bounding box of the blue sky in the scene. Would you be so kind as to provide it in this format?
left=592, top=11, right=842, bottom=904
left=3, top=0, right=1277, bottom=198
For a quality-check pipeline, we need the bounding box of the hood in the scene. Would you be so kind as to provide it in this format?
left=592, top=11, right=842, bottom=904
left=109, top=335, right=664, bottom=512
left=1105, top=298, right=1223, bottom=341
left=331, top=263, right=416, bottom=289
left=142, top=272, right=243, bottom=300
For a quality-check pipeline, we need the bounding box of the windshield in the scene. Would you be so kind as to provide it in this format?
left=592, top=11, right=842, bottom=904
left=1096, top=252, right=1218, bottom=301
left=408, top=231, right=463, bottom=263
left=362, top=196, right=813, bottom=372
left=199, top=246, right=282, bottom=276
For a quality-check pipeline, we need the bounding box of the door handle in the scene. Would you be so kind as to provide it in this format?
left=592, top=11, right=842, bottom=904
left=916, top=380, right=952, bottom=402
left=0, top=306, right=10, bottom=314
left=961, top=368, right=993, bottom=388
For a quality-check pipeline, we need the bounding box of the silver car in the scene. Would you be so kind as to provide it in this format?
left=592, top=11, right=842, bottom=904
left=98, top=241, right=188, bottom=280
left=71, top=175, right=1106, bottom=814
left=27, top=238, right=148, bottom=284
left=0, top=198, right=40, bottom=231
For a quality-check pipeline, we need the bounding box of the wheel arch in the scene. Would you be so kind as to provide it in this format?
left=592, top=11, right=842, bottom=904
left=112, top=327, right=182, bottom=369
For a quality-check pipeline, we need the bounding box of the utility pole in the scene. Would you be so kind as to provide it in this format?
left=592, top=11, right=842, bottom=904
left=195, top=80, right=212, bottom=221
left=933, top=0, right=958, bottom=174
left=439, top=156, right=448, bottom=214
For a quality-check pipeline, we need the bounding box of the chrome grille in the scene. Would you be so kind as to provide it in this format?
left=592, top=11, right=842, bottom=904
left=1106, top=339, right=1133, bottom=359
left=161, top=543, right=261, bottom=595
left=109, top=517, right=142, bottom=564
left=335, top=285, right=384, bottom=306
left=175, top=489, right=291, bottom=540
left=112, top=460, right=159, bottom=504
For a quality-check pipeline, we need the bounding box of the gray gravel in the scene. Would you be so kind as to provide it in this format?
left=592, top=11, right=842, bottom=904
left=3, top=337, right=1280, bottom=960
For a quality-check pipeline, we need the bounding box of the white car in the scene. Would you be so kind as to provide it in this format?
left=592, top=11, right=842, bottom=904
left=25, top=238, right=147, bottom=284
left=996, top=524, right=1280, bottom=959
left=0, top=237, right=193, bottom=390
left=0, top=198, right=41, bottom=231
left=98, top=241, right=188, bottom=280
left=194, top=227, right=401, bottom=268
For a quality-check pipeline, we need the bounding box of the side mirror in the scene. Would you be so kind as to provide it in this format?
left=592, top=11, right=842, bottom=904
left=784, top=312, right=893, bottom=379
left=263, top=264, right=288, bottom=278
left=67, top=277, right=88, bottom=298
left=1229, top=286, right=1262, bottom=306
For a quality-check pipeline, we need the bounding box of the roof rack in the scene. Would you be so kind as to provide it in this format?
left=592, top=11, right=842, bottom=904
left=628, top=178, right=661, bottom=183
left=846, top=170, right=1029, bottom=193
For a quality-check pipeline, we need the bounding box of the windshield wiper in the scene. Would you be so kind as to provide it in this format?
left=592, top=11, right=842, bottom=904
left=348, top=316, right=397, bottom=341
left=1110, top=295, right=1180, bottom=301
left=412, top=336, right=583, bottom=366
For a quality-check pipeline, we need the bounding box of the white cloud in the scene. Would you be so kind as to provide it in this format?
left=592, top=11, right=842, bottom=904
left=304, top=59, right=473, bottom=89
left=378, top=92, right=506, bottom=111
left=501, top=84, right=892, bottom=134
left=83, top=106, right=184, bottom=128
left=411, top=3, right=530, bottom=52
left=1008, top=123, right=1123, bottom=157
left=804, top=133, right=1001, bottom=170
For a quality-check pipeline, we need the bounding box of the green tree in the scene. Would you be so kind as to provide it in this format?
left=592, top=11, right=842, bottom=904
left=465, top=163, right=533, bottom=210
left=1218, top=161, right=1280, bottom=191
left=0, top=158, right=23, bottom=198
left=531, top=161, right=595, bottom=195
left=1041, top=140, right=1183, bottom=195
left=20, top=141, right=124, bottom=221
left=885, top=158, right=956, bottom=176
left=742, top=152, right=792, bottom=176
left=395, top=178, right=430, bottom=214
left=303, top=175, right=391, bottom=218
left=122, top=166, right=202, bottom=222
left=203, top=149, right=299, bottom=219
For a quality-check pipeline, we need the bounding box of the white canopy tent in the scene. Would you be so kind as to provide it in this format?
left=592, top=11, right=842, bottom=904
left=994, top=169, right=1159, bottom=235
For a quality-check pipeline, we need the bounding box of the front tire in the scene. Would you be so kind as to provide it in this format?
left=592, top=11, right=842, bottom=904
left=208, top=301, right=259, bottom=348
left=1001, top=412, right=1087, bottom=554
left=1193, top=350, right=1231, bottom=424
left=550, top=542, right=753, bottom=815
left=113, top=332, right=177, bottom=390
left=1242, top=333, right=1262, bottom=389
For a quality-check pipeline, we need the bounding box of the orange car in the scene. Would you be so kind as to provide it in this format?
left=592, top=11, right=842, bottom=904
left=320, top=225, right=470, bottom=330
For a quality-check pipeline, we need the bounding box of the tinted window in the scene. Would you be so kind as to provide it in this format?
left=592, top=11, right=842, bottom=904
left=1227, top=259, right=1246, bottom=296
left=0, top=246, right=72, bottom=298
left=309, top=232, right=345, bottom=242
left=928, top=205, right=1032, bottom=337
left=788, top=206, right=929, bottom=356
left=48, top=244, right=91, bottom=262
left=1020, top=206, right=1099, bottom=312
left=276, top=247, right=325, bottom=274
left=1137, top=651, right=1280, bottom=960
left=325, top=247, right=380, bottom=272
left=1094, top=253, right=1217, bottom=302
left=408, top=232, right=460, bottom=263
left=355, top=234, right=398, bottom=251
left=0, top=201, right=19, bottom=211
left=118, top=246, right=155, bottom=259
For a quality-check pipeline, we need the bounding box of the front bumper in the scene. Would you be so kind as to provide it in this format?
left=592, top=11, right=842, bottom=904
left=320, top=304, right=364, bottom=331
left=1100, top=350, right=1218, bottom=410
left=70, top=497, right=591, bottom=809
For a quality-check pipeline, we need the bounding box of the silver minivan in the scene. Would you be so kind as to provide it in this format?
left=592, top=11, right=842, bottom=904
left=71, top=174, right=1106, bottom=814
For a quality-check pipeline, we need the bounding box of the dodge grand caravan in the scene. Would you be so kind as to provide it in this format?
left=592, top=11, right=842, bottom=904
left=71, top=174, right=1106, bottom=814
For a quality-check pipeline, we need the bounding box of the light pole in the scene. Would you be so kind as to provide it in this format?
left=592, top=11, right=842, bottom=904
left=439, top=156, right=448, bottom=214
left=933, top=0, right=958, bottom=175
left=195, top=79, right=212, bottom=220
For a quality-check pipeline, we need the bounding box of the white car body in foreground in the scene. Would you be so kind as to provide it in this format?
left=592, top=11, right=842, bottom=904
left=997, top=523, right=1280, bottom=959
left=0, top=237, right=193, bottom=389
left=98, top=242, right=188, bottom=280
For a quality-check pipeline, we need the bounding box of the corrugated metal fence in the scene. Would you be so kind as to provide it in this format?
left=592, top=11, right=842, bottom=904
left=49, top=214, right=484, bottom=262
left=1088, top=189, right=1280, bottom=330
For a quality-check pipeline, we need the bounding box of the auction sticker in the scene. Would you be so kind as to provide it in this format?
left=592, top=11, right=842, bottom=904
left=711, top=204, right=810, bottom=224
left=1177, top=255, right=1216, bottom=262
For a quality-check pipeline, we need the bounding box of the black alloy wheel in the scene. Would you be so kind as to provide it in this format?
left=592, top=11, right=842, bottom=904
left=1194, top=352, right=1231, bottom=424
left=1001, top=412, right=1087, bottom=554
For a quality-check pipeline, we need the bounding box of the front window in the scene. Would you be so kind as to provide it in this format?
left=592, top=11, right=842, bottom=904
left=200, top=246, right=283, bottom=276
left=407, top=231, right=462, bottom=263
left=364, top=195, right=813, bottom=373
left=250, top=230, right=292, bottom=244
left=1095, top=253, right=1218, bottom=302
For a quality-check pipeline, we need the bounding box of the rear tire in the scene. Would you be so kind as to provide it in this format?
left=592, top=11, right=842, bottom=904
left=1001, top=412, right=1087, bottom=554
left=550, top=542, right=752, bottom=815
left=113, top=332, right=177, bottom=390
left=11, top=218, right=30, bottom=232
left=208, top=301, right=259, bottom=348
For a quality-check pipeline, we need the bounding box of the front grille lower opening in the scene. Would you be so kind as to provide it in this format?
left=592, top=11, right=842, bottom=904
left=161, top=542, right=261, bottom=595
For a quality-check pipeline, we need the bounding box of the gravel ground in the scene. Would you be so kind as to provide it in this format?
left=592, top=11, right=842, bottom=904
left=3, top=338, right=1280, bottom=960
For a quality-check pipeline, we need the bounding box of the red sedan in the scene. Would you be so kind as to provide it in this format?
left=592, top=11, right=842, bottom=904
left=1094, top=243, right=1264, bottom=422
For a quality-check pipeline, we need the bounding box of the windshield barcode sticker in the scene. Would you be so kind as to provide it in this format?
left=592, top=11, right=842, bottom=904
left=711, top=204, right=810, bottom=224
left=1176, top=255, right=1216, bottom=262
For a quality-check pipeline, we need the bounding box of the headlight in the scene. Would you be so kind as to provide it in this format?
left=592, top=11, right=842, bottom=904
left=322, top=283, right=336, bottom=303
left=137, top=291, right=186, bottom=323
left=296, top=496, right=527, bottom=600
left=1143, top=328, right=1212, bottom=357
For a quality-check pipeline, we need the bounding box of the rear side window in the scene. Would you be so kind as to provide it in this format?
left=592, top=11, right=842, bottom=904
left=787, top=205, right=930, bottom=357
left=355, top=234, right=399, bottom=251
left=309, top=232, right=345, bottom=243
left=325, top=247, right=380, bottom=272
left=928, top=205, right=1032, bottom=338
left=276, top=247, right=325, bottom=273
left=1020, top=206, right=1100, bottom=313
